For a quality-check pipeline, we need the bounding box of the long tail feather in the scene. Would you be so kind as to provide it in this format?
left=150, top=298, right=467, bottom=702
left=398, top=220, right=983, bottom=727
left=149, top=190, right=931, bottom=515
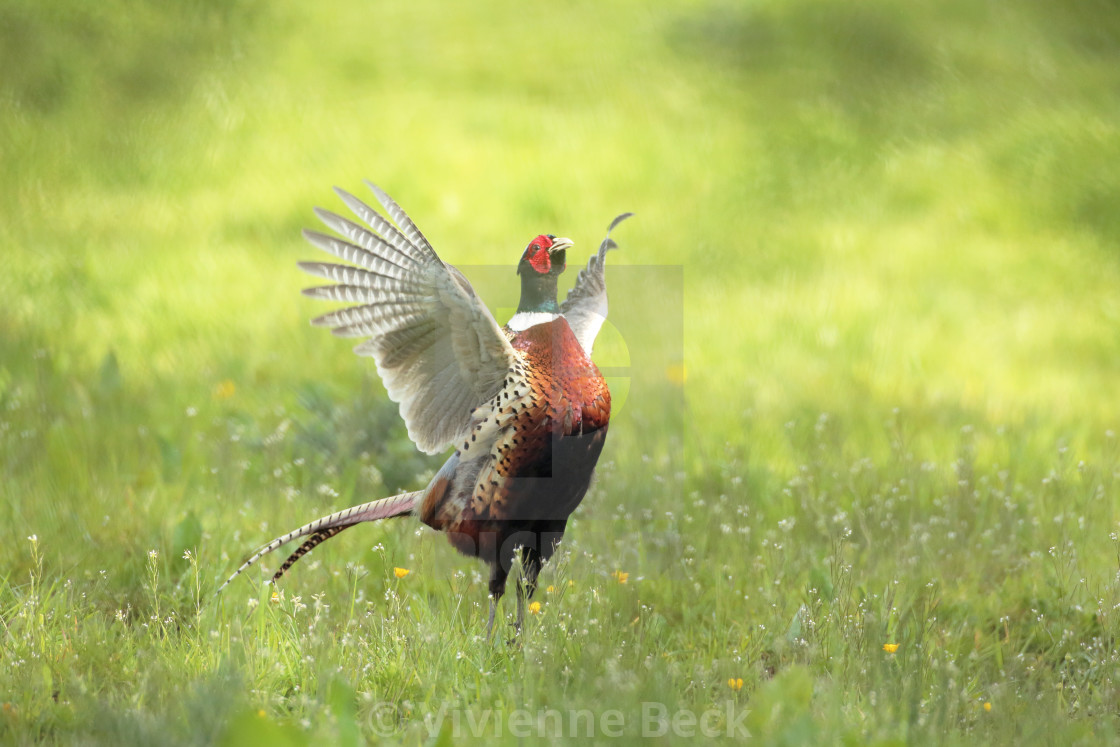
left=216, top=490, right=420, bottom=594
left=271, top=525, right=348, bottom=584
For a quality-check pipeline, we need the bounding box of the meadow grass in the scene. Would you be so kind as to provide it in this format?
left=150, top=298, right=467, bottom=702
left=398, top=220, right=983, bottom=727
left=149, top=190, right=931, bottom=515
left=2, top=0, right=1120, bottom=743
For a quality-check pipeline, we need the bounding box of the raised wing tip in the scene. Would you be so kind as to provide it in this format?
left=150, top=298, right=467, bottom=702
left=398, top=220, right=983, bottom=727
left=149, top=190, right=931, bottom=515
left=301, top=228, right=343, bottom=257
left=312, top=205, right=340, bottom=224
left=363, top=180, right=396, bottom=211
left=607, top=212, right=635, bottom=234
left=597, top=213, right=633, bottom=256
left=300, top=285, right=332, bottom=298
left=332, top=186, right=367, bottom=213
left=296, top=261, right=337, bottom=282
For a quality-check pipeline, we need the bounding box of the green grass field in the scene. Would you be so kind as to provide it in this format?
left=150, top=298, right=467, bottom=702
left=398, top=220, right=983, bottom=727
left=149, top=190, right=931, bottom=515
left=3, top=0, right=1120, bottom=743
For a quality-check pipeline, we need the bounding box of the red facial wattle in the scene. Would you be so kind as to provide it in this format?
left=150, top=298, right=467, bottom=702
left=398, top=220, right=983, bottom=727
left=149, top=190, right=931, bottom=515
left=525, top=235, right=554, bottom=274
left=528, top=246, right=551, bottom=274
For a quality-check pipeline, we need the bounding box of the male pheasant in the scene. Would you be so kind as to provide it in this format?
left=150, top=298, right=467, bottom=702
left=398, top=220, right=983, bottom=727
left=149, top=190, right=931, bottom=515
left=219, top=181, right=631, bottom=638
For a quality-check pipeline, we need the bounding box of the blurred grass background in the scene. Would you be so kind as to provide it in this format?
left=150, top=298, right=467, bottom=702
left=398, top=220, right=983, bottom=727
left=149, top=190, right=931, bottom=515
left=2, top=0, right=1120, bottom=743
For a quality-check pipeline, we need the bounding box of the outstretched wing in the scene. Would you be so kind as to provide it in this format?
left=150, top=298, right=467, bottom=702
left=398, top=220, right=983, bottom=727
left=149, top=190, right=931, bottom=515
left=560, top=212, right=633, bottom=356
left=300, top=181, right=517, bottom=454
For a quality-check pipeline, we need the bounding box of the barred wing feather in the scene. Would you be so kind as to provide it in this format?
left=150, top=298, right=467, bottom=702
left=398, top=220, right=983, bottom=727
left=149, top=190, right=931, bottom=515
left=300, top=182, right=517, bottom=455
left=560, top=212, right=632, bottom=356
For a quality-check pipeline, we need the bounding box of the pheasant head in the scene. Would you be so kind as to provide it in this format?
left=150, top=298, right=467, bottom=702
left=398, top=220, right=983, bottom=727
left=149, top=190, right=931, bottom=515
left=516, top=234, right=573, bottom=315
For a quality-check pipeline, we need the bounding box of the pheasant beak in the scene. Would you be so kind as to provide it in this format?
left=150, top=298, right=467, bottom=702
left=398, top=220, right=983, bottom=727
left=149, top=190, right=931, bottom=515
left=548, top=237, right=573, bottom=254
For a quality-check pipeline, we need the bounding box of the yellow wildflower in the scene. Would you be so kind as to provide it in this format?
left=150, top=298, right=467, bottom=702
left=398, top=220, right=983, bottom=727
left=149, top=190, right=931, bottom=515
left=546, top=585, right=555, bottom=593
left=270, top=591, right=280, bottom=603
left=214, top=379, right=236, bottom=400
left=614, top=570, right=629, bottom=584
left=666, top=362, right=687, bottom=385
left=883, top=643, right=899, bottom=653
left=728, top=678, right=744, bottom=691
left=529, top=601, right=542, bottom=615
left=983, top=702, right=992, bottom=712
left=393, top=567, right=410, bottom=579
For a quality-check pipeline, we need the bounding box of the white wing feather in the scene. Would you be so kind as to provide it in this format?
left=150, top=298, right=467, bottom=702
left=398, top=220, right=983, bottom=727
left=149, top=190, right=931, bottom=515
left=301, top=183, right=517, bottom=454
left=560, top=212, right=633, bottom=356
